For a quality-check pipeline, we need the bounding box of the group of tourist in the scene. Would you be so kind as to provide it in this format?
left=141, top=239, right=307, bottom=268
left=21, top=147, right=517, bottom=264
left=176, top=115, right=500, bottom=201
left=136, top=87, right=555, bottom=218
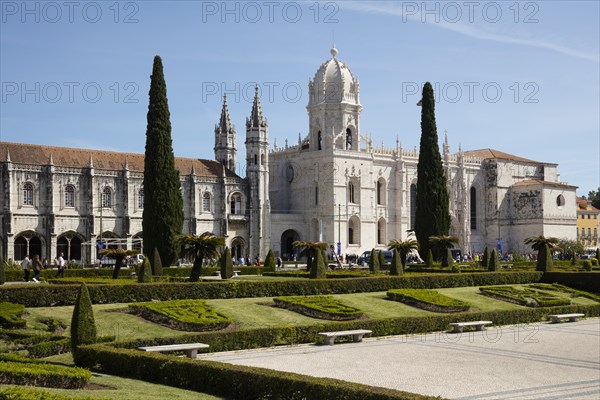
left=20, top=252, right=66, bottom=282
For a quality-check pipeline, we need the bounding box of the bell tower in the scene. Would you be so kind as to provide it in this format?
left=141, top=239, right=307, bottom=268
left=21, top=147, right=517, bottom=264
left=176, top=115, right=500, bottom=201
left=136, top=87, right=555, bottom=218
left=214, top=94, right=236, bottom=172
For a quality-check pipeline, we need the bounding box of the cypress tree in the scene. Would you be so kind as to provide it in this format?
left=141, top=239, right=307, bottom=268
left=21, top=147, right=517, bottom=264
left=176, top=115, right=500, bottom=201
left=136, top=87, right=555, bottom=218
left=488, top=249, right=498, bottom=271
left=263, top=249, right=275, bottom=272
left=482, top=247, right=490, bottom=268
left=426, top=249, right=434, bottom=268
left=596, top=248, right=600, bottom=262
left=137, top=257, right=152, bottom=283
left=390, top=248, right=403, bottom=276
left=143, top=56, right=184, bottom=269
left=415, top=82, right=450, bottom=259
left=71, top=283, right=96, bottom=367
left=310, top=249, right=327, bottom=279
left=444, top=248, right=453, bottom=268
left=379, top=250, right=386, bottom=266
left=220, top=247, right=234, bottom=279
left=369, top=248, right=380, bottom=274
left=152, top=248, right=163, bottom=276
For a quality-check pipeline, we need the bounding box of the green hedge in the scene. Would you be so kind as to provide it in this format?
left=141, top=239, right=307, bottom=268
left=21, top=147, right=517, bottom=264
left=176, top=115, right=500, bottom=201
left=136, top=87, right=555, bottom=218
left=528, top=283, right=600, bottom=302
left=0, top=386, right=100, bottom=400
left=0, top=360, right=91, bottom=389
left=479, top=286, right=571, bottom=307
left=541, top=272, right=600, bottom=294
left=0, top=302, right=26, bottom=328
left=128, top=300, right=231, bottom=331
left=0, top=272, right=543, bottom=307
left=273, top=295, right=364, bottom=320
left=387, top=289, right=470, bottom=313
left=77, top=344, right=439, bottom=400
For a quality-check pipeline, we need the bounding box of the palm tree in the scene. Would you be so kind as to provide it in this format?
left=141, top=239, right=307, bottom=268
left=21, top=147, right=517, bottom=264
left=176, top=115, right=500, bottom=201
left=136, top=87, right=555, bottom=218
left=388, top=239, right=420, bottom=269
left=98, top=249, right=139, bottom=279
left=292, top=240, right=328, bottom=278
left=524, top=236, right=559, bottom=272
left=428, top=235, right=459, bottom=268
left=175, top=232, right=225, bottom=282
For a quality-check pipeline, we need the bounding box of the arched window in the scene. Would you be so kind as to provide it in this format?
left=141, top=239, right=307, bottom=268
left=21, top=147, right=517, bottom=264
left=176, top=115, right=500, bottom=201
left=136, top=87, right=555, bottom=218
left=254, top=154, right=258, bottom=165
left=317, top=131, right=322, bottom=150
left=23, top=183, right=34, bottom=206
left=470, top=187, right=477, bottom=230
left=346, top=128, right=352, bottom=150
left=230, top=194, right=242, bottom=215
left=348, top=182, right=355, bottom=203
left=410, top=184, right=417, bottom=229
left=348, top=216, right=360, bottom=245
left=102, top=187, right=112, bottom=208
left=138, top=189, right=144, bottom=209
left=65, top=185, right=75, bottom=207
left=261, top=153, right=265, bottom=165
left=203, top=192, right=211, bottom=212
left=315, top=186, right=319, bottom=206
left=376, top=178, right=386, bottom=205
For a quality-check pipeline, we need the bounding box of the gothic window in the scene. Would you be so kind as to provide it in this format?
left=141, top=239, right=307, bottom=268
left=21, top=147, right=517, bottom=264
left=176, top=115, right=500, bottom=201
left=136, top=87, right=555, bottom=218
left=556, top=195, right=565, bottom=207
left=470, top=187, right=477, bottom=230
left=23, top=182, right=34, bottom=206
left=410, top=184, right=417, bottom=229
left=315, top=186, right=319, bottom=206
left=230, top=194, right=242, bottom=215
left=348, top=182, right=355, bottom=203
left=376, top=178, right=386, bottom=205
left=203, top=192, right=211, bottom=212
left=102, top=187, right=112, bottom=208
left=65, top=185, right=75, bottom=207
left=345, top=128, right=352, bottom=150
left=317, top=131, right=322, bottom=150
left=348, top=216, right=360, bottom=245
left=138, top=189, right=144, bottom=209
left=254, top=154, right=258, bottom=165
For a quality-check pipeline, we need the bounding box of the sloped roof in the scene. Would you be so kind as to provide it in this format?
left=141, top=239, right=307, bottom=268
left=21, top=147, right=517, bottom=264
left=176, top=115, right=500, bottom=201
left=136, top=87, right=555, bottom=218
left=463, top=148, right=540, bottom=164
left=512, top=179, right=577, bottom=189
left=0, top=142, right=240, bottom=178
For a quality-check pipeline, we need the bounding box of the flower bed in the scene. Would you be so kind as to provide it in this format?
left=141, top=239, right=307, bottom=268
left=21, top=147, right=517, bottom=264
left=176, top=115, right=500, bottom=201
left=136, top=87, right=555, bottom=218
left=386, top=289, right=470, bottom=313
left=128, top=299, right=231, bottom=331
left=273, top=296, right=364, bottom=320
left=479, top=286, right=571, bottom=307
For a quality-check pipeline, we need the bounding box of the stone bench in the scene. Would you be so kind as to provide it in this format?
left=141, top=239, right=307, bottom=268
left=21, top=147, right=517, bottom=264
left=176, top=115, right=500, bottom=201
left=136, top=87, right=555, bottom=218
left=318, top=329, right=372, bottom=345
left=449, top=321, right=493, bottom=333
left=233, top=270, right=240, bottom=277
left=548, top=313, right=584, bottom=323
left=138, top=343, right=209, bottom=359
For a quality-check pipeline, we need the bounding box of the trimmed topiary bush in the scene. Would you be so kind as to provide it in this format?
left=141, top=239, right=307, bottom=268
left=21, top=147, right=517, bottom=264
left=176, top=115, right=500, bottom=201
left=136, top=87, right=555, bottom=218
left=387, top=289, right=470, bottom=313
left=379, top=250, right=386, bottom=267
left=220, top=247, right=234, bottom=280
left=0, top=302, right=26, bottom=328
left=591, top=258, right=598, bottom=267
left=137, top=257, right=152, bottom=283
left=482, top=247, right=490, bottom=268
left=582, top=260, right=592, bottom=271
left=536, top=243, right=554, bottom=272
left=273, top=295, right=364, bottom=320
left=71, top=284, right=97, bottom=367
left=488, top=249, right=499, bottom=271
left=369, top=248, right=380, bottom=274
left=129, top=299, right=231, bottom=331
left=390, top=248, right=402, bottom=276
left=263, top=249, right=276, bottom=272
left=310, top=249, right=327, bottom=279
left=152, top=248, right=163, bottom=276
left=425, top=249, right=434, bottom=268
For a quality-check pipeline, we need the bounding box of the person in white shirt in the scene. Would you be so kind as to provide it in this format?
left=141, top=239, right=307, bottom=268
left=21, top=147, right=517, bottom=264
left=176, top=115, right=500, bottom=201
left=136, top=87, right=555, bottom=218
left=55, top=252, right=65, bottom=278
left=21, top=255, right=31, bottom=282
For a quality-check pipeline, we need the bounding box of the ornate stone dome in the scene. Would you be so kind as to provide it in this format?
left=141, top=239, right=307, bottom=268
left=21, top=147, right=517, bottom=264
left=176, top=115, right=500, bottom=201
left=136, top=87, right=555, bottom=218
left=308, top=47, right=360, bottom=105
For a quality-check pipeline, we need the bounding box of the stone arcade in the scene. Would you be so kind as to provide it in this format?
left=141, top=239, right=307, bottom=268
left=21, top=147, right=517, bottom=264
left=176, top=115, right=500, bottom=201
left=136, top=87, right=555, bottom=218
left=0, top=48, right=577, bottom=263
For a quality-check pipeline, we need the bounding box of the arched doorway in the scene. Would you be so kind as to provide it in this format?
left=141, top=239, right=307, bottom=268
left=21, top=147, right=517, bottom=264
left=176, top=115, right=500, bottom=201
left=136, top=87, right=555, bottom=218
left=14, top=236, right=27, bottom=260
left=231, top=237, right=246, bottom=263
left=57, top=232, right=83, bottom=261
left=280, top=230, right=301, bottom=261
left=14, top=232, right=44, bottom=260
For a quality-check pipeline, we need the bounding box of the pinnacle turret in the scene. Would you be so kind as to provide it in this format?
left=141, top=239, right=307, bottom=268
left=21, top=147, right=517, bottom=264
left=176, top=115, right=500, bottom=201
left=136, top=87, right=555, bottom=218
left=247, top=85, right=267, bottom=128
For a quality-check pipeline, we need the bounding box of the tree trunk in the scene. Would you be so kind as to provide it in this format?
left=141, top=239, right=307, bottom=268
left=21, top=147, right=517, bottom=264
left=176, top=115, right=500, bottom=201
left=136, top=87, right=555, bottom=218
left=112, top=255, right=124, bottom=279
left=189, top=255, right=203, bottom=282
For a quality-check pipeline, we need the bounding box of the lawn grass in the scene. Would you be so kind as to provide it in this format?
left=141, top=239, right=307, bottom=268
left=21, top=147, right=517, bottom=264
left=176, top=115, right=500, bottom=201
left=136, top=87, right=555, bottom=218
left=0, top=373, right=223, bottom=399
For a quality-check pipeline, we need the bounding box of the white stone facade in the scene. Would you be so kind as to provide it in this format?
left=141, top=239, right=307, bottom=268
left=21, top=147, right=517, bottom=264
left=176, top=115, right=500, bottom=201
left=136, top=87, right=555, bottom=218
left=0, top=48, right=577, bottom=263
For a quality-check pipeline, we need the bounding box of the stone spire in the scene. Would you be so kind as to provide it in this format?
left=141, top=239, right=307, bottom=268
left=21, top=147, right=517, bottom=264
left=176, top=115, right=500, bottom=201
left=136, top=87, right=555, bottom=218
left=214, top=94, right=237, bottom=172
left=218, top=94, right=233, bottom=135
left=247, top=85, right=267, bottom=128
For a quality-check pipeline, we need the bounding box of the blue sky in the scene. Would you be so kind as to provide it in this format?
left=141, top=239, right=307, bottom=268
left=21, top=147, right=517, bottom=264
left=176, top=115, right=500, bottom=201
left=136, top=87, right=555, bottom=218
left=1, top=0, right=599, bottom=194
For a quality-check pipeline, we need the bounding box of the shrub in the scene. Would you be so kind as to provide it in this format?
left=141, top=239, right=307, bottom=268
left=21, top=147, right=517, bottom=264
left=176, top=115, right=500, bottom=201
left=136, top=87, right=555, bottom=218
left=387, top=289, right=470, bottom=313
left=0, top=360, right=91, bottom=389
left=138, top=257, right=152, bottom=283
left=28, top=337, right=71, bottom=358
left=536, top=243, right=554, bottom=272
left=590, top=258, right=598, bottom=267
left=128, top=299, right=231, bottom=331
left=0, top=386, right=102, bottom=400
left=425, top=249, right=434, bottom=268
left=369, top=249, right=380, bottom=274
left=482, top=247, right=490, bottom=268
left=389, top=249, right=402, bottom=276
left=379, top=250, right=386, bottom=267
left=273, top=295, right=364, bottom=320
left=309, top=249, right=327, bottom=279
left=71, top=284, right=97, bottom=367
left=488, top=249, right=498, bottom=272
left=528, top=283, right=600, bottom=302
left=152, top=248, right=163, bottom=276
left=220, top=247, right=234, bottom=279
left=263, top=249, right=276, bottom=272
left=0, top=302, right=26, bottom=329
left=582, top=260, right=592, bottom=271
left=479, top=286, right=571, bottom=307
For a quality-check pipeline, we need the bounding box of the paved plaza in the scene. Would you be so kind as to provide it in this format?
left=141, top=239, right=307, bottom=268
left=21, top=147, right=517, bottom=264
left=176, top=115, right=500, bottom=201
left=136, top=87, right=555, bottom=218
left=199, top=319, right=600, bottom=399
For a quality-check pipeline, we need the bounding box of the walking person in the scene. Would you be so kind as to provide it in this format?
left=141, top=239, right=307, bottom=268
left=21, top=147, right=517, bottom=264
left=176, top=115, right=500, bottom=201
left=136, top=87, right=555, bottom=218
left=55, top=252, right=65, bottom=278
left=21, top=255, right=31, bottom=282
left=32, top=255, right=42, bottom=283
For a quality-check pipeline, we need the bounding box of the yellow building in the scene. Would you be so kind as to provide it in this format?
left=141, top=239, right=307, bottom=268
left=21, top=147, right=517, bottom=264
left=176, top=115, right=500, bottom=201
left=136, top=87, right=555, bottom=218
left=576, top=197, right=599, bottom=249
